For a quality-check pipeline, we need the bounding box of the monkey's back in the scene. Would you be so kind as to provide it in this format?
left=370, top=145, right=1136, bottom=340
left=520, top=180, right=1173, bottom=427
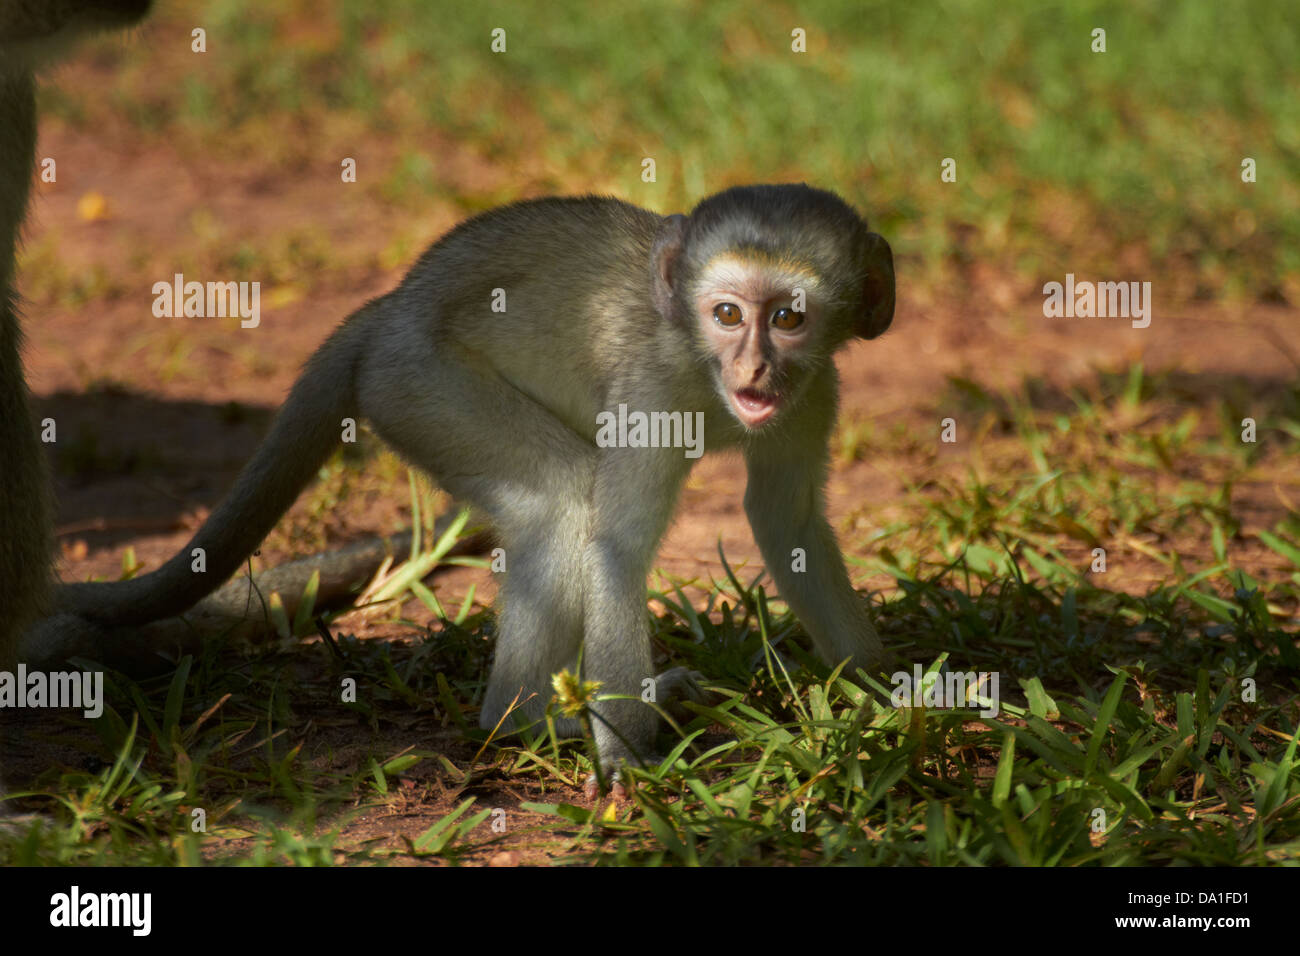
left=390, top=196, right=687, bottom=439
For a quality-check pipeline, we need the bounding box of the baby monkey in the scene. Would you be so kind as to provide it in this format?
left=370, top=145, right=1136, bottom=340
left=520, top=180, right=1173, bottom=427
left=50, top=183, right=895, bottom=784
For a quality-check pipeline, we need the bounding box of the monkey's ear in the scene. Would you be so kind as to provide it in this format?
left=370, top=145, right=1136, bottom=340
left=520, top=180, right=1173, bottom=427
left=651, top=214, right=688, bottom=321
left=857, top=232, right=895, bottom=339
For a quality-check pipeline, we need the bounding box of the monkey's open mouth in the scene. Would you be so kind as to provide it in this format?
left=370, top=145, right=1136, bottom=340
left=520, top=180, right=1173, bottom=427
left=730, top=388, right=782, bottom=427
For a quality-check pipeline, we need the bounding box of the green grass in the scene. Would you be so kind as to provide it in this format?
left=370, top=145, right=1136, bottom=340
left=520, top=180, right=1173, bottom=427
left=4, top=363, right=1297, bottom=865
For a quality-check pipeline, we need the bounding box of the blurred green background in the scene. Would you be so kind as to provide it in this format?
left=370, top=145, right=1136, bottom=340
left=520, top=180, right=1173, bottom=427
left=49, top=0, right=1300, bottom=304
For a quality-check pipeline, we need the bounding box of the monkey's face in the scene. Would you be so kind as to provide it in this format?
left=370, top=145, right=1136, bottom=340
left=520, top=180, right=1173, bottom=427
left=691, top=253, right=829, bottom=430
left=649, top=185, right=895, bottom=431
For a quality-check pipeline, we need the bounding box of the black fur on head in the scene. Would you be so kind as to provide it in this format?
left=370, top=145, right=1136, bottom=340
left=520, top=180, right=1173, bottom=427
left=651, top=183, right=894, bottom=341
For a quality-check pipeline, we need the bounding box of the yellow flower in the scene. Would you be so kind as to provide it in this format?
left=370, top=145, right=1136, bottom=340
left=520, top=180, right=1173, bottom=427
left=551, top=669, right=602, bottom=718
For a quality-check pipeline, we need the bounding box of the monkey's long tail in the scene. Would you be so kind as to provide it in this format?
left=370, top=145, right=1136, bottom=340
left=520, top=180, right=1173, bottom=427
left=53, top=299, right=381, bottom=626
left=21, top=520, right=491, bottom=670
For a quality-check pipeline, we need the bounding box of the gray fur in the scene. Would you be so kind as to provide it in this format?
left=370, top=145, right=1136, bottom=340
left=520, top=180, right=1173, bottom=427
left=38, top=185, right=895, bottom=780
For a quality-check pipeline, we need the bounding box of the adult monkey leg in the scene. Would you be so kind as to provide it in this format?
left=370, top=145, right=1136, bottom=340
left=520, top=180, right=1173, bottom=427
left=0, top=0, right=153, bottom=803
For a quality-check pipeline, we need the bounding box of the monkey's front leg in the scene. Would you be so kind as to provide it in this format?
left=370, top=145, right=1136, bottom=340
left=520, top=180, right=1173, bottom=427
left=579, top=449, right=691, bottom=787
left=743, top=423, right=882, bottom=676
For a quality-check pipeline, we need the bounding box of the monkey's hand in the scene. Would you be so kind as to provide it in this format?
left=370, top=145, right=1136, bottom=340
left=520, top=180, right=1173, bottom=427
left=651, top=666, right=707, bottom=706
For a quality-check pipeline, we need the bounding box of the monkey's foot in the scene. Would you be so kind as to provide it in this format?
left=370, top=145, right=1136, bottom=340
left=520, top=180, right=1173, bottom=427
left=652, top=666, right=707, bottom=705
left=582, top=745, right=690, bottom=799
left=581, top=668, right=709, bottom=797
left=584, top=771, right=627, bottom=801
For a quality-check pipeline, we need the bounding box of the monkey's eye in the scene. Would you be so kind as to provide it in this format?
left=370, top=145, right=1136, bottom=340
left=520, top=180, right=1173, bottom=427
left=771, top=307, right=804, bottom=331
left=713, top=303, right=743, bottom=327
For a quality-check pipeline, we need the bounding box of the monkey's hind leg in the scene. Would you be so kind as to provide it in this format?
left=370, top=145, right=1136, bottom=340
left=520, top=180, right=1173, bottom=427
left=357, top=334, right=599, bottom=744
left=479, top=519, right=588, bottom=740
